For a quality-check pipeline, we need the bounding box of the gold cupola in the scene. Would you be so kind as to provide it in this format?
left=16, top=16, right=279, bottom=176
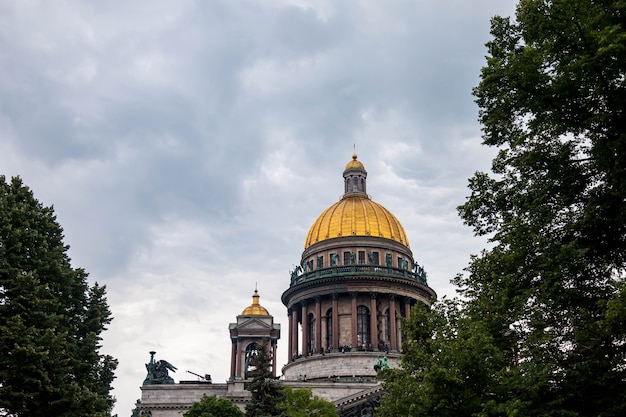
left=304, top=154, right=410, bottom=249
left=345, top=153, right=365, bottom=171
left=241, top=289, right=270, bottom=316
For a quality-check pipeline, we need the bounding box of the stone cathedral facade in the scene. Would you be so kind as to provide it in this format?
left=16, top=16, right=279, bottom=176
left=133, top=154, right=436, bottom=417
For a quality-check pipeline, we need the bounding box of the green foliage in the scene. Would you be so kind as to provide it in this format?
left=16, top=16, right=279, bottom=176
left=0, top=176, right=118, bottom=417
left=183, top=394, right=244, bottom=417
left=378, top=301, right=515, bottom=417
left=380, top=1, right=626, bottom=416
left=280, top=387, right=338, bottom=417
left=244, top=339, right=286, bottom=417
left=464, top=1, right=626, bottom=415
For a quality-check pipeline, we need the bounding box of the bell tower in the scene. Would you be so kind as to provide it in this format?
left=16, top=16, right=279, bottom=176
left=229, top=290, right=281, bottom=379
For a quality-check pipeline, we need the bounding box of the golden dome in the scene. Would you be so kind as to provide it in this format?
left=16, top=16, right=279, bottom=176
left=345, top=153, right=365, bottom=170
left=241, top=290, right=270, bottom=316
left=304, top=195, right=410, bottom=249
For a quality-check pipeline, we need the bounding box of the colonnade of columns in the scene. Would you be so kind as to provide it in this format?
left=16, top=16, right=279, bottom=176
left=287, top=292, right=414, bottom=362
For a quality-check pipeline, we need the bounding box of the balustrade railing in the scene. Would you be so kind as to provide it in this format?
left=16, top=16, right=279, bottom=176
left=289, top=264, right=427, bottom=286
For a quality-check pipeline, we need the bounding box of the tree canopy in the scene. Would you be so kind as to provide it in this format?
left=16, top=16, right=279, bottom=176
left=379, top=1, right=626, bottom=416
left=0, top=176, right=118, bottom=417
left=281, top=387, right=337, bottom=417
left=183, top=394, right=244, bottom=417
left=378, top=301, right=511, bottom=417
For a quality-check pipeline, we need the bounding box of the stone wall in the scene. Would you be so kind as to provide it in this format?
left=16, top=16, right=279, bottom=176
left=287, top=380, right=382, bottom=404
left=136, top=374, right=388, bottom=416
left=135, top=383, right=234, bottom=417
left=282, top=351, right=400, bottom=381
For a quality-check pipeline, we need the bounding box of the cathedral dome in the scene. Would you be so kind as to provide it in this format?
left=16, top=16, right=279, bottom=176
left=282, top=152, right=436, bottom=384
left=304, top=195, right=409, bottom=249
left=304, top=154, right=410, bottom=249
left=241, top=290, right=270, bottom=316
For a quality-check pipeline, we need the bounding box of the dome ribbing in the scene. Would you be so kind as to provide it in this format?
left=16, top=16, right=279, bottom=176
left=304, top=155, right=410, bottom=249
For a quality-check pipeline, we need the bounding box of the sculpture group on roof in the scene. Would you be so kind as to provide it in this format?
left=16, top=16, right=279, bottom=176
left=143, top=351, right=177, bottom=385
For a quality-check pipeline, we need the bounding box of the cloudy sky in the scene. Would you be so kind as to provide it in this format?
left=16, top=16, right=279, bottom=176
left=0, top=0, right=518, bottom=415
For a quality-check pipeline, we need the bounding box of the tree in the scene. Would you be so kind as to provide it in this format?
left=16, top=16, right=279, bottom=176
left=461, top=1, right=626, bottom=415
left=378, top=301, right=513, bottom=417
left=381, top=1, right=626, bottom=416
left=245, top=339, right=286, bottom=417
left=280, top=387, right=337, bottom=417
left=183, top=394, right=244, bottom=417
left=0, top=176, right=118, bottom=417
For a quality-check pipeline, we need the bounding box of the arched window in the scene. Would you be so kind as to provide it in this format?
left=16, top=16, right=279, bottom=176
left=357, top=305, right=370, bottom=349
left=244, top=343, right=258, bottom=374
left=326, top=308, right=333, bottom=349
left=307, top=313, right=315, bottom=354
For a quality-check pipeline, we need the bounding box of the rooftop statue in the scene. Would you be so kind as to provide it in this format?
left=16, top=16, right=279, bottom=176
left=413, top=261, right=428, bottom=283
left=131, top=402, right=152, bottom=417
left=143, top=351, right=177, bottom=385
left=373, top=356, right=389, bottom=372
left=399, top=257, right=408, bottom=270
left=290, top=265, right=302, bottom=283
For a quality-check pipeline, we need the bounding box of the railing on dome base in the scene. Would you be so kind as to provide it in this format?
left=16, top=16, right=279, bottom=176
left=290, top=264, right=427, bottom=286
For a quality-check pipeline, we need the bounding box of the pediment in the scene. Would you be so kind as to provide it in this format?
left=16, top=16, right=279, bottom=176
left=236, top=317, right=273, bottom=330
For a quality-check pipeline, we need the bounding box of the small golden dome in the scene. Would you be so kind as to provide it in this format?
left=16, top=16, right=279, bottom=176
left=241, top=290, right=270, bottom=316
left=345, top=153, right=365, bottom=171
left=304, top=195, right=410, bottom=249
